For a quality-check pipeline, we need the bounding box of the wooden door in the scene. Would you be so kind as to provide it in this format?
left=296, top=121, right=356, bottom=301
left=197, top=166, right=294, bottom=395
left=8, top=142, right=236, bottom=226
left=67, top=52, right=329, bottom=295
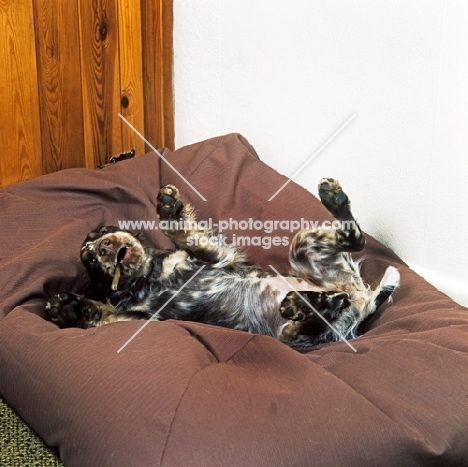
left=0, top=0, right=173, bottom=187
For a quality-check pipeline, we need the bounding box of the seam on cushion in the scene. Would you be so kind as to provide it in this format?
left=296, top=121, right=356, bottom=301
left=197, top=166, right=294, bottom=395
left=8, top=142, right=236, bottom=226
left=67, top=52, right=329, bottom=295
left=158, top=324, right=219, bottom=464
left=317, top=362, right=448, bottom=453
left=311, top=349, right=403, bottom=426
left=223, top=334, right=265, bottom=364
left=158, top=372, right=194, bottom=466
left=230, top=133, right=260, bottom=160
left=184, top=328, right=225, bottom=363
left=158, top=332, right=258, bottom=465
left=181, top=323, right=259, bottom=364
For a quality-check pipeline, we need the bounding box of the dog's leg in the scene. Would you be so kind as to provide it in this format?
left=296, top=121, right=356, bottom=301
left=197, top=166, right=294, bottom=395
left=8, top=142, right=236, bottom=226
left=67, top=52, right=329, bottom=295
left=157, top=185, right=246, bottom=267
left=280, top=290, right=351, bottom=322
left=46, top=293, right=144, bottom=328
left=278, top=290, right=355, bottom=348
left=317, top=177, right=364, bottom=250
left=279, top=265, right=399, bottom=348
left=282, top=178, right=399, bottom=349
left=289, top=178, right=365, bottom=286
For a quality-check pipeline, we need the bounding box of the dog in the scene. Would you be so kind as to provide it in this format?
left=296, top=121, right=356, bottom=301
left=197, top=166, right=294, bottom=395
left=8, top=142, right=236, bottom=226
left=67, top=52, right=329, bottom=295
left=46, top=178, right=399, bottom=350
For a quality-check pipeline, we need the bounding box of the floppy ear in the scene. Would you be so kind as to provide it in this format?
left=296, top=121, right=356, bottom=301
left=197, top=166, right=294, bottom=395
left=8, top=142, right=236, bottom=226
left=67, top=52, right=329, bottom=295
left=82, top=264, right=110, bottom=302
left=133, top=231, right=146, bottom=242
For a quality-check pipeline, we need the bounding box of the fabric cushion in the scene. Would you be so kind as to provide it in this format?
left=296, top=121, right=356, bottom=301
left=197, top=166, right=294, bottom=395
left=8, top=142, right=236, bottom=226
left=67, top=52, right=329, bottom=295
left=1, top=133, right=467, bottom=466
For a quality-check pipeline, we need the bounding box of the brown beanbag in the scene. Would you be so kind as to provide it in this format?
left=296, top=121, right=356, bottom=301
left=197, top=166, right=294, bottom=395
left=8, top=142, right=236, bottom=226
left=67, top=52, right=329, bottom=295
left=1, top=134, right=467, bottom=466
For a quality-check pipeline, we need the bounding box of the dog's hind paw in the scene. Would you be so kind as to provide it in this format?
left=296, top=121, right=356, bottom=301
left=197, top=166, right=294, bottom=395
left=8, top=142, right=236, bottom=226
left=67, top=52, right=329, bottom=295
left=280, top=290, right=350, bottom=322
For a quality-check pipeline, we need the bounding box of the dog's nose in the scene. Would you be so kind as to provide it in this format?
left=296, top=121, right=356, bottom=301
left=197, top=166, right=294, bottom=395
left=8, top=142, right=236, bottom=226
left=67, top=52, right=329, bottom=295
left=99, top=239, right=113, bottom=256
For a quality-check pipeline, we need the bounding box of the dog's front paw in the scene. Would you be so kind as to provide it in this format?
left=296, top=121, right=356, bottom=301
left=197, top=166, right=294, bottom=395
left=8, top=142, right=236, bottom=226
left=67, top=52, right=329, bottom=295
left=46, top=293, right=87, bottom=328
left=82, top=303, right=103, bottom=327
left=157, top=185, right=184, bottom=220
left=46, top=293, right=102, bottom=329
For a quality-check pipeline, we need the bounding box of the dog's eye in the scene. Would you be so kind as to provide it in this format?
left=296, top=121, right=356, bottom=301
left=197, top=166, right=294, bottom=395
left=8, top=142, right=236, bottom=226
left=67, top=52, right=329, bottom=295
left=99, top=227, right=108, bottom=235
left=85, top=254, right=97, bottom=264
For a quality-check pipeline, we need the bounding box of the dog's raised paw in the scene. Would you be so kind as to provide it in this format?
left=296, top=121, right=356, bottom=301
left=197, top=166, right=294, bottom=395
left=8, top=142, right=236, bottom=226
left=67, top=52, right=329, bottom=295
left=157, top=185, right=183, bottom=220
left=318, top=178, right=351, bottom=219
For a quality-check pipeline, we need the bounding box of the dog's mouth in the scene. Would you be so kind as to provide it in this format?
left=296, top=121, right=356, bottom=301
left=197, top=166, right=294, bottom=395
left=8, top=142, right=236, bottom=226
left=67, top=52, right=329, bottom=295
left=116, top=246, right=129, bottom=264
left=82, top=228, right=149, bottom=291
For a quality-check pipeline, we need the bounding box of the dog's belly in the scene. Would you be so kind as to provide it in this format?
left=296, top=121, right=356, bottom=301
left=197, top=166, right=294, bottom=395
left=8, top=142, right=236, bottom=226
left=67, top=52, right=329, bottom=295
left=261, top=276, right=324, bottom=306
left=234, top=275, right=326, bottom=336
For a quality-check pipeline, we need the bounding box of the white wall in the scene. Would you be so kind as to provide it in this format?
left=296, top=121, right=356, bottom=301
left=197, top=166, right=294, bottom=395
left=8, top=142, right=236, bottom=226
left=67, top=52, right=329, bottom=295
left=173, top=1, right=468, bottom=306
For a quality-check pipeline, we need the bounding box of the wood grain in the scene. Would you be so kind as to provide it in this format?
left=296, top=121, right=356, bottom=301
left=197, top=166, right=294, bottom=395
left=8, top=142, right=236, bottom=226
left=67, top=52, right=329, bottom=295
left=33, top=0, right=86, bottom=173
left=78, top=0, right=122, bottom=168
left=117, top=0, right=145, bottom=155
left=0, top=0, right=174, bottom=185
left=0, top=0, right=42, bottom=187
left=141, top=0, right=174, bottom=151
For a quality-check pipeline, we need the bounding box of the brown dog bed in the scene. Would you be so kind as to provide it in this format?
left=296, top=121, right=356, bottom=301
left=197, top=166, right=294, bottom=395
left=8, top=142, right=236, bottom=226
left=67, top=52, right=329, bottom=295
left=1, top=134, right=467, bottom=466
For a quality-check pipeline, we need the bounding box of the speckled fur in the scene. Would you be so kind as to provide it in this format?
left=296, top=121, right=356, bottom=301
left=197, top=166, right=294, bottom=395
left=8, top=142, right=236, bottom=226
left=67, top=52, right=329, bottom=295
left=46, top=179, right=399, bottom=351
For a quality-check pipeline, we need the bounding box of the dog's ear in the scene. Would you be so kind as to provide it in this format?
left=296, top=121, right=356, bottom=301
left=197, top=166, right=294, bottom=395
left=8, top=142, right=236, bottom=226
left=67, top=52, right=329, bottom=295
left=97, top=226, right=123, bottom=235
left=134, top=232, right=145, bottom=242
left=83, top=226, right=110, bottom=242
left=83, top=226, right=128, bottom=243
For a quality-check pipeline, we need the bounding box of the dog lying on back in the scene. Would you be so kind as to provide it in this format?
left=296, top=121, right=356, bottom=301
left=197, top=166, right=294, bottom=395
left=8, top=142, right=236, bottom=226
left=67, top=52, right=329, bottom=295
left=46, top=178, right=399, bottom=351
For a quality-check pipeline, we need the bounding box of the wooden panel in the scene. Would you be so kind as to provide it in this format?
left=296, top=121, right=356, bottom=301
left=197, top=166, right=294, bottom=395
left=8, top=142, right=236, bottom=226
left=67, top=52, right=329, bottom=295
left=0, top=0, right=173, bottom=185
left=0, top=0, right=42, bottom=187
left=141, top=0, right=174, bottom=151
left=117, top=0, right=145, bottom=154
left=78, top=0, right=122, bottom=169
left=33, top=0, right=86, bottom=173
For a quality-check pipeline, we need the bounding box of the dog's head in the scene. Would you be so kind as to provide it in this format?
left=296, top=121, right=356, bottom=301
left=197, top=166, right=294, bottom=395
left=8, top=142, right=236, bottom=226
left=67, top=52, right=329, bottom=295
left=80, top=226, right=151, bottom=291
